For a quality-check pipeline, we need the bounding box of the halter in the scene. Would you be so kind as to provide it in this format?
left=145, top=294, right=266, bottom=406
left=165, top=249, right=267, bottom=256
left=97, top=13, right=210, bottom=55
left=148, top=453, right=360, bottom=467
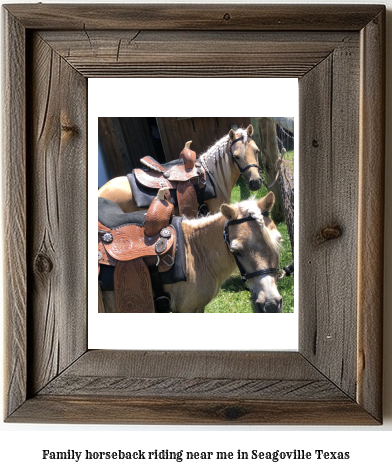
left=229, top=136, right=262, bottom=175
left=223, top=214, right=281, bottom=283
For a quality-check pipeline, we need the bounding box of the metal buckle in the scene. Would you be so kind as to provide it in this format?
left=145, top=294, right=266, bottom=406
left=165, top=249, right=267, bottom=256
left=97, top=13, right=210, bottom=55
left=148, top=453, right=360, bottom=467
left=278, top=270, right=286, bottom=280
left=162, top=254, right=175, bottom=267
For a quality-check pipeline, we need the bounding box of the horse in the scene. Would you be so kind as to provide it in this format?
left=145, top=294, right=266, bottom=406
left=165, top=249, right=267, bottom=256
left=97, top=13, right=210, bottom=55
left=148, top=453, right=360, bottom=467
left=100, top=191, right=283, bottom=313
left=98, top=124, right=262, bottom=216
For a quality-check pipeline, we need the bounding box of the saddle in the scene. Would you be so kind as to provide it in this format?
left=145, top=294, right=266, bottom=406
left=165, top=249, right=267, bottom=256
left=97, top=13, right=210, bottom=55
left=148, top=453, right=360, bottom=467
left=98, top=188, right=178, bottom=313
left=134, top=141, right=206, bottom=218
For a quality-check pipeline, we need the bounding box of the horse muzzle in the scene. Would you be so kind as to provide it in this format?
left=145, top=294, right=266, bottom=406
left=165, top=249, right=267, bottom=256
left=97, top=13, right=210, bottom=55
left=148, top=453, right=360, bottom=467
left=254, top=296, right=283, bottom=313
left=248, top=177, right=262, bottom=191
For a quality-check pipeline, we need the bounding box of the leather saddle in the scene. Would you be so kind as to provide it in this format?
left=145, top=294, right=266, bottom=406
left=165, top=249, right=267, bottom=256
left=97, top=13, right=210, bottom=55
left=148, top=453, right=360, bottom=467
left=98, top=188, right=177, bottom=313
left=134, top=141, right=206, bottom=218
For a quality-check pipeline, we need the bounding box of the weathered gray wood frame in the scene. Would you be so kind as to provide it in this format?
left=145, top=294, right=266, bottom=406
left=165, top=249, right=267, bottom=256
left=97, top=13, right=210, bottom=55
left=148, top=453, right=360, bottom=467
left=3, top=4, right=385, bottom=424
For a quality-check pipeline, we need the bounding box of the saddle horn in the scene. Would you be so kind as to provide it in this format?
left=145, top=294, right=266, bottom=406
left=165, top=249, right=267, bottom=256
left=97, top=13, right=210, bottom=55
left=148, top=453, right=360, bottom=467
left=180, top=140, right=197, bottom=170
left=144, top=187, right=174, bottom=237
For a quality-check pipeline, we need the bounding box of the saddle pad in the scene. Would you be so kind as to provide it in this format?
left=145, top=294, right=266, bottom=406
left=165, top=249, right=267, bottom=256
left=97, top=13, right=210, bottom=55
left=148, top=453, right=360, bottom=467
left=114, top=258, right=155, bottom=313
left=100, top=223, right=175, bottom=262
left=99, top=197, right=146, bottom=229
left=128, top=168, right=217, bottom=209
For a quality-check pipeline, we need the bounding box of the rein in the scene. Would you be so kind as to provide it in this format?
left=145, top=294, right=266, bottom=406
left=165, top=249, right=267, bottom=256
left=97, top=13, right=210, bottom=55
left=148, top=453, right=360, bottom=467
left=229, top=136, right=262, bottom=175
left=223, top=214, right=281, bottom=283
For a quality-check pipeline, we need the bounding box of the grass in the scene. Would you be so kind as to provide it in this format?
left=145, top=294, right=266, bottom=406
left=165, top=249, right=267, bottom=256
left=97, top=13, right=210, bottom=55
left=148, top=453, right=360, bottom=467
left=204, top=174, right=294, bottom=313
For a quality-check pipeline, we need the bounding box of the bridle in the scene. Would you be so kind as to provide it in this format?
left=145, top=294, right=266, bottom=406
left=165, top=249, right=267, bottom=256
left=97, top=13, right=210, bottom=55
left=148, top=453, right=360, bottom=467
left=229, top=136, right=262, bottom=176
left=223, top=214, right=281, bottom=283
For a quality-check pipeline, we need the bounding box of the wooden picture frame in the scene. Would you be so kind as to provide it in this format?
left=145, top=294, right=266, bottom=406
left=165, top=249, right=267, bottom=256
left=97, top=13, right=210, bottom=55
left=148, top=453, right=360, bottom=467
left=3, top=4, right=385, bottom=424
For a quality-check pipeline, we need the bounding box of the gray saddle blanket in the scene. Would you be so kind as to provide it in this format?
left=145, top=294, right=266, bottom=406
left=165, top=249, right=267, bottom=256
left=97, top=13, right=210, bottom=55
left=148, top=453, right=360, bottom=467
left=98, top=197, right=146, bottom=229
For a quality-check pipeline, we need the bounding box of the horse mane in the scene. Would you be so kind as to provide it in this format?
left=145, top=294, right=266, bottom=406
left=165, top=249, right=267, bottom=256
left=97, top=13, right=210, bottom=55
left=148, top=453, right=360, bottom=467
left=199, top=128, right=249, bottom=172
left=236, top=198, right=282, bottom=256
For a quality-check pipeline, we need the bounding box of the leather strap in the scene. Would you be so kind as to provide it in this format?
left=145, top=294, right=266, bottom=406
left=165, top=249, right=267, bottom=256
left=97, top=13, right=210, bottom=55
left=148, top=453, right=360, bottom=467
left=177, top=180, right=199, bottom=219
left=148, top=264, right=171, bottom=313
left=283, top=260, right=294, bottom=277
left=229, top=136, right=262, bottom=174
left=143, top=224, right=177, bottom=273
left=140, top=156, right=167, bottom=172
left=114, top=258, right=155, bottom=312
left=223, top=214, right=280, bottom=283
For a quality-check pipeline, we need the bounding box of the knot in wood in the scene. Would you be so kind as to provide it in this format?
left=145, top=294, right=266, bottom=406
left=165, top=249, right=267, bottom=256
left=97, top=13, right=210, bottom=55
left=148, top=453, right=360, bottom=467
left=61, top=124, right=78, bottom=134
left=314, top=225, right=342, bottom=245
left=223, top=13, right=231, bottom=21
left=34, top=252, right=53, bottom=274
left=223, top=405, right=244, bottom=420
left=312, top=139, right=319, bottom=148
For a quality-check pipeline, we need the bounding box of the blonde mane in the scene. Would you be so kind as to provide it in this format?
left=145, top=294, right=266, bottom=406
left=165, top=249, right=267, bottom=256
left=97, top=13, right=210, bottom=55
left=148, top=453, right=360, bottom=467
left=236, top=198, right=282, bottom=256
left=199, top=128, right=250, bottom=173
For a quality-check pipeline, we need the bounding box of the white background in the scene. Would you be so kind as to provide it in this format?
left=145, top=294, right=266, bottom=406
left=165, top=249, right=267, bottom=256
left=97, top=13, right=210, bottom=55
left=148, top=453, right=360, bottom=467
left=1, top=0, right=391, bottom=473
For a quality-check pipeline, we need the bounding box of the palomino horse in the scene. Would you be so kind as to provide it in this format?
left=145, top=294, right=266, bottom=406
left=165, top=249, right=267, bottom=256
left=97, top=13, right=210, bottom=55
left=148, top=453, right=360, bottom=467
left=98, top=124, right=262, bottom=215
left=101, top=191, right=283, bottom=313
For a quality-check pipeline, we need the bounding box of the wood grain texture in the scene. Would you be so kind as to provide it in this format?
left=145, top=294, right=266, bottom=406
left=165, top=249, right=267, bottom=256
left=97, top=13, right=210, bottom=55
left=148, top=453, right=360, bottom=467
left=2, top=9, right=27, bottom=419
left=27, top=33, right=87, bottom=395
left=2, top=4, right=385, bottom=425
left=357, top=10, right=385, bottom=422
left=299, top=41, right=360, bottom=400
left=10, top=352, right=378, bottom=424
left=9, top=396, right=378, bottom=425
left=38, top=30, right=358, bottom=78
left=5, top=4, right=383, bottom=31
left=98, top=118, right=125, bottom=177
left=38, top=350, right=347, bottom=400
left=46, top=350, right=325, bottom=379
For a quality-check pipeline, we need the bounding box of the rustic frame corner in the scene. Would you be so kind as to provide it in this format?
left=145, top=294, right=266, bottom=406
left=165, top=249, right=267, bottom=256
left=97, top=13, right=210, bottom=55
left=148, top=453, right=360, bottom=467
left=3, top=4, right=385, bottom=424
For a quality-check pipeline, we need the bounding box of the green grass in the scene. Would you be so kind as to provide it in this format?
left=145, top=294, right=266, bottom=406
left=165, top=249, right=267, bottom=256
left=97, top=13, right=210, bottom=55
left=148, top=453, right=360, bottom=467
left=204, top=177, right=294, bottom=313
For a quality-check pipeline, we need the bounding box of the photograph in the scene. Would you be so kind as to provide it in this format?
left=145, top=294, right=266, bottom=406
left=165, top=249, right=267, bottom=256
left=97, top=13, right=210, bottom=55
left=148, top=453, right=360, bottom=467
left=97, top=117, right=295, bottom=314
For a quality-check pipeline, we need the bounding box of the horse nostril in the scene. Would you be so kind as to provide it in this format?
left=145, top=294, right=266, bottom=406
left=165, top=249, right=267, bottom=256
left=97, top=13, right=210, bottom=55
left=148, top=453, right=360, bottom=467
left=249, top=179, right=262, bottom=191
left=264, top=297, right=283, bottom=313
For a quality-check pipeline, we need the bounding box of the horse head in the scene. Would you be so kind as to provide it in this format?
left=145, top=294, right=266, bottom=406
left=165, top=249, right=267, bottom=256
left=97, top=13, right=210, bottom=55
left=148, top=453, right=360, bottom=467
left=221, top=192, right=283, bottom=313
left=228, top=124, right=262, bottom=192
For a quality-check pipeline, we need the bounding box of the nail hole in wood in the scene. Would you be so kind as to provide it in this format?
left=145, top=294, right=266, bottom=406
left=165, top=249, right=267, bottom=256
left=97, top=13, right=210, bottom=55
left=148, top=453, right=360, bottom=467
left=61, top=124, right=78, bottom=134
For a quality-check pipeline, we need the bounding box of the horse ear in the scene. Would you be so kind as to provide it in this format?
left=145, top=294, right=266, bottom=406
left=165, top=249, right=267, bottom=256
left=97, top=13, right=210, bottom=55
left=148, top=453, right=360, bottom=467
left=257, top=191, right=275, bottom=213
left=229, top=129, right=236, bottom=140
left=246, top=124, right=254, bottom=137
left=221, top=203, right=238, bottom=221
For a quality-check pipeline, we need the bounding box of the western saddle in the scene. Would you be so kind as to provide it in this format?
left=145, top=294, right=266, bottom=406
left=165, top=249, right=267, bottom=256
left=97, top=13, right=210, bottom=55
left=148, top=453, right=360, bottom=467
left=134, top=141, right=206, bottom=218
left=98, top=187, right=178, bottom=313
